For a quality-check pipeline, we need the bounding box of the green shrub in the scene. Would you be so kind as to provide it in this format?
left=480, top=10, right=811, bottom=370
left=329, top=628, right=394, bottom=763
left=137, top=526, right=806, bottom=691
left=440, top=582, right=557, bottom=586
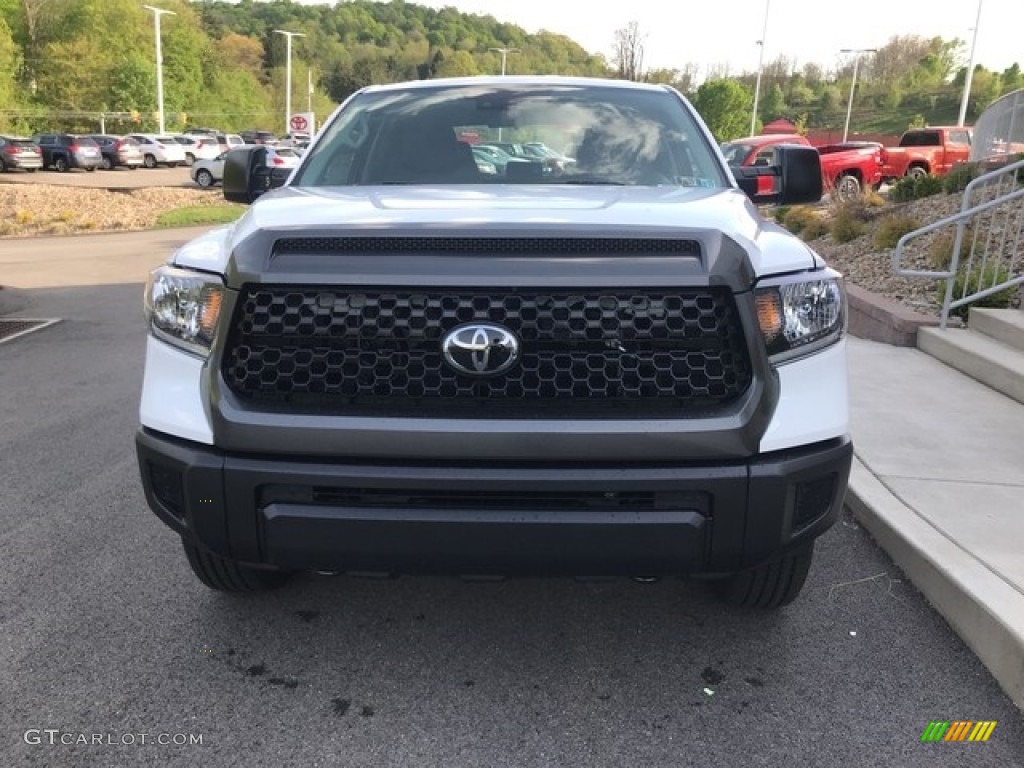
left=873, top=213, right=920, bottom=250
left=831, top=208, right=866, bottom=243
left=927, top=227, right=974, bottom=270
left=939, top=263, right=1017, bottom=320
left=943, top=162, right=984, bottom=194
left=781, top=206, right=819, bottom=235
left=860, top=188, right=887, bottom=209
left=773, top=205, right=791, bottom=224
left=888, top=174, right=944, bottom=202
left=800, top=217, right=830, bottom=241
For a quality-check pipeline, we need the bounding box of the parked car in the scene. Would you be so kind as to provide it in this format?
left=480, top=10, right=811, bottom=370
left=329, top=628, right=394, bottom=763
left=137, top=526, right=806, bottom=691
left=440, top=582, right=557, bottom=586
left=170, top=134, right=221, bottom=166
left=879, top=126, right=973, bottom=182
left=0, top=135, right=43, bottom=172
left=240, top=130, right=279, bottom=145
left=473, top=144, right=534, bottom=175
left=191, top=146, right=300, bottom=188
left=720, top=133, right=883, bottom=200
left=127, top=134, right=187, bottom=168
left=277, top=132, right=311, bottom=148
left=87, top=134, right=144, bottom=170
left=32, top=133, right=102, bottom=172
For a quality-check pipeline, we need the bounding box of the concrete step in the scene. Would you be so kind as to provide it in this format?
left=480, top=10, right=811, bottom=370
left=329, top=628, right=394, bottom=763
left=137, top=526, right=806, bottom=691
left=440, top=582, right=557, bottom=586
left=969, top=307, right=1024, bottom=353
left=918, top=326, right=1024, bottom=406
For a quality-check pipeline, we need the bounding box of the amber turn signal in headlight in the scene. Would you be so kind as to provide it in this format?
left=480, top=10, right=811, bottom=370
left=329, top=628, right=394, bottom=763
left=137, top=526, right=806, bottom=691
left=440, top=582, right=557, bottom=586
left=144, top=266, right=225, bottom=358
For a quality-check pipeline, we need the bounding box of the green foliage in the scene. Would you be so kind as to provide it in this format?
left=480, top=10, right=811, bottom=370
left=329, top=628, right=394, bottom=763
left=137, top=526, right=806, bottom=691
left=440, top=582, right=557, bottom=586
left=830, top=206, right=867, bottom=243
left=692, top=78, right=752, bottom=141
left=800, top=217, right=830, bottom=241
left=155, top=204, right=244, bottom=229
left=888, top=174, right=944, bottom=202
left=943, top=162, right=985, bottom=194
left=780, top=206, right=819, bottom=235
left=0, top=2, right=1020, bottom=137
left=927, top=227, right=974, bottom=270
left=940, top=263, right=1017, bottom=320
left=873, top=213, right=920, bottom=249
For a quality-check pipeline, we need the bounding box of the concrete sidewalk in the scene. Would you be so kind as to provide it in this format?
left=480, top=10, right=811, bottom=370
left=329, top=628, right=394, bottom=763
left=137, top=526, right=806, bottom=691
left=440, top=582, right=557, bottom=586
left=845, top=336, right=1024, bottom=710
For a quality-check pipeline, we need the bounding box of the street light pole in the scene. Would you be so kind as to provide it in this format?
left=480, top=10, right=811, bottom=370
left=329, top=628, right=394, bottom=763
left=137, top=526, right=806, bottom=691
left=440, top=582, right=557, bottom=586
left=488, top=47, right=521, bottom=76
left=840, top=48, right=877, bottom=143
left=958, top=0, right=984, bottom=126
left=143, top=5, right=175, bottom=135
left=275, top=29, right=306, bottom=133
left=750, top=0, right=770, bottom=136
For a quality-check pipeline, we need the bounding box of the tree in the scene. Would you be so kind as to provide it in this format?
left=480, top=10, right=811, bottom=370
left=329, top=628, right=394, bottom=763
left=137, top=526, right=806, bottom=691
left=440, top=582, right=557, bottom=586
left=692, top=78, right=752, bottom=141
left=612, top=20, right=644, bottom=81
left=760, top=83, right=786, bottom=122
left=0, top=17, right=21, bottom=127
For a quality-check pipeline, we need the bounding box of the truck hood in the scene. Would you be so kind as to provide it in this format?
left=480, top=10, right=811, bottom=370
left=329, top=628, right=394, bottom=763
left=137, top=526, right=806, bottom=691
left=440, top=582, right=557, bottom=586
left=172, top=185, right=817, bottom=278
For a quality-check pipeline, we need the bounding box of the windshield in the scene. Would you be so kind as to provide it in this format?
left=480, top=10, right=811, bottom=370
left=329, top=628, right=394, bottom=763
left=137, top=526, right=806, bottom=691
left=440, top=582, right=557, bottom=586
left=719, top=142, right=754, bottom=165
left=294, top=82, right=727, bottom=188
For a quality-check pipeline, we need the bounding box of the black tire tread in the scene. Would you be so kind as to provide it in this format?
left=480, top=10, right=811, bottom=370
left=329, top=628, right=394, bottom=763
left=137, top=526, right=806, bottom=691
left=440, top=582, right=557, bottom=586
left=717, top=542, right=814, bottom=609
left=182, top=539, right=289, bottom=592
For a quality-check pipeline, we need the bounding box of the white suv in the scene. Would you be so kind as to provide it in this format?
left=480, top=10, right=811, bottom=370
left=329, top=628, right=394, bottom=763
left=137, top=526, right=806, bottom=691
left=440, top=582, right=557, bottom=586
left=128, top=134, right=187, bottom=168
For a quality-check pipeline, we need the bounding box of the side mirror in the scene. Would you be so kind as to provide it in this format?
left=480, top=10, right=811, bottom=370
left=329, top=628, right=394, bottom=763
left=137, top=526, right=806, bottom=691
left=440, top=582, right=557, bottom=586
left=732, top=144, right=823, bottom=205
left=223, top=147, right=291, bottom=204
left=223, top=146, right=269, bottom=204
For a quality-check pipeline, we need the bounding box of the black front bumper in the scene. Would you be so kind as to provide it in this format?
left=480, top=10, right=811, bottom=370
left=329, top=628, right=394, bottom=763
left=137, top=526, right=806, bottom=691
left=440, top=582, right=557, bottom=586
left=136, top=429, right=852, bottom=577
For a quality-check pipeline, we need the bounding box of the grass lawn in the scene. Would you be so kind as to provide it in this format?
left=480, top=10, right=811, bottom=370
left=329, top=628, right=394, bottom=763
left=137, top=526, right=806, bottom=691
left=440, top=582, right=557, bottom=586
left=155, top=204, right=245, bottom=229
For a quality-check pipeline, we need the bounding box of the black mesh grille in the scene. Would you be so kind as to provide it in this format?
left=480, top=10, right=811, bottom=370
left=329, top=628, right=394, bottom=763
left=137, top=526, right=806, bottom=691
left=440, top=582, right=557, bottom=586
left=272, top=237, right=701, bottom=258
left=221, top=286, right=752, bottom=418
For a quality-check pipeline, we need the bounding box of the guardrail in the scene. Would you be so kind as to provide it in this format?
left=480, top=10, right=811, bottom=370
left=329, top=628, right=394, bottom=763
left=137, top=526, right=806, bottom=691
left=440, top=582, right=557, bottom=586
left=892, top=158, right=1024, bottom=329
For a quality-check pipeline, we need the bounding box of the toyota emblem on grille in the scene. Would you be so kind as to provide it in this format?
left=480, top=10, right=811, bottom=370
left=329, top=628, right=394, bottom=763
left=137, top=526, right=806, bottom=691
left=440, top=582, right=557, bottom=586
left=442, top=323, right=520, bottom=376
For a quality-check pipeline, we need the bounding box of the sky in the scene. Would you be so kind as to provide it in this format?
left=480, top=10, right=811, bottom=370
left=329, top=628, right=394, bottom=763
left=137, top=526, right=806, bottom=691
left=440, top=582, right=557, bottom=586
left=297, top=0, right=1022, bottom=77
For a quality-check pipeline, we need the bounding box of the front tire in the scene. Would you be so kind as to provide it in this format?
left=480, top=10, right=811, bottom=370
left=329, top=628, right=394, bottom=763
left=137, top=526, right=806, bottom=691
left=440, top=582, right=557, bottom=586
left=54, top=156, right=69, bottom=172
left=185, top=153, right=195, bottom=166
left=101, top=156, right=113, bottom=170
left=194, top=168, right=214, bottom=188
left=715, top=542, right=815, bottom=609
left=182, top=539, right=290, bottom=592
left=143, top=154, right=157, bottom=169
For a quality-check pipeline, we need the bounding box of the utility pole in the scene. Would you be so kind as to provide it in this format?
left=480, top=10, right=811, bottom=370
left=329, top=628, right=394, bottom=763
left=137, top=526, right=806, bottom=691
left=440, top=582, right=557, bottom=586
left=750, top=0, right=770, bottom=136
left=488, top=47, right=521, bottom=76
left=840, top=48, right=877, bottom=143
left=958, top=0, right=984, bottom=126
left=275, top=29, right=306, bottom=133
left=144, top=6, right=176, bottom=135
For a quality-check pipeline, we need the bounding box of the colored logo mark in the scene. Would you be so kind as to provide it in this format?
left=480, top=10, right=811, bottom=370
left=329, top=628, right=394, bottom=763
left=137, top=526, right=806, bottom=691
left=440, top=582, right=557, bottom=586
left=921, top=721, right=997, bottom=742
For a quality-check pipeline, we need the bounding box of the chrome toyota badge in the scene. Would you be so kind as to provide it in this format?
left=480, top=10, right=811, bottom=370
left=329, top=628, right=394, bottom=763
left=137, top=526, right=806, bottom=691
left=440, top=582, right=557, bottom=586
left=441, top=323, right=520, bottom=376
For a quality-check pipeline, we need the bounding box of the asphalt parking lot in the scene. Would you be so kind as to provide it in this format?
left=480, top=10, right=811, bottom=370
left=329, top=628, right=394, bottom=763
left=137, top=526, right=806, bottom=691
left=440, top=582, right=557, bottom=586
left=0, top=165, right=194, bottom=189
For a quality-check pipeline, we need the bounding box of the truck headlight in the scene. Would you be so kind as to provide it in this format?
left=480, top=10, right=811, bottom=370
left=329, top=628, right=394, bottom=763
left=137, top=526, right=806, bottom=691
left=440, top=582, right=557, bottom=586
left=144, top=266, right=224, bottom=358
left=754, top=272, right=845, bottom=363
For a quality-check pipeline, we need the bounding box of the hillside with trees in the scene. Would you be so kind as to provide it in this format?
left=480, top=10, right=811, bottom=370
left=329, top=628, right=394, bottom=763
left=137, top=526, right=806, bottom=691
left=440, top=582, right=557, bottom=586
left=0, top=1, right=1019, bottom=141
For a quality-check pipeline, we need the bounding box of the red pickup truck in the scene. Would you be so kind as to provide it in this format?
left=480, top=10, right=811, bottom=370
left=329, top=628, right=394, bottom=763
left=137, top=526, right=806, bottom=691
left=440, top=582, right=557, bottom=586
left=879, top=126, right=972, bottom=182
left=720, top=133, right=883, bottom=200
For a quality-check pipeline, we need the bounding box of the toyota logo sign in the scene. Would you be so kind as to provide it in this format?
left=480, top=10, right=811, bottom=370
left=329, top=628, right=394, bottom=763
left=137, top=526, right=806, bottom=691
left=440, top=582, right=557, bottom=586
left=441, top=323, right=520, bottom=376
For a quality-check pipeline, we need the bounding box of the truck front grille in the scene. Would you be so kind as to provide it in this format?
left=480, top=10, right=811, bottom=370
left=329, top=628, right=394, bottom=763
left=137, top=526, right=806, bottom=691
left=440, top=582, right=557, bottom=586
left=221, top=287, right=753, bottom=418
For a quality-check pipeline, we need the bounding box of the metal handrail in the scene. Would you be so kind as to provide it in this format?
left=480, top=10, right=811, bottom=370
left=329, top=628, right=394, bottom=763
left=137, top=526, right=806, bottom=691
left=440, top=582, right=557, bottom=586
left=892, top=157, right=1024, bottom=328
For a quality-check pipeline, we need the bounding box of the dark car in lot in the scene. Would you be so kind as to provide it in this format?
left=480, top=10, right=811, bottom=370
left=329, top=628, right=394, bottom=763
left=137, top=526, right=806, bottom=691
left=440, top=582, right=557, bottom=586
left=32, top=133, right=103, bottom=172
left=0, top=136, right=43, bottom=172
left=87, top=134, right=144, bottom=170
left=239, top=129, right=278, bottom=145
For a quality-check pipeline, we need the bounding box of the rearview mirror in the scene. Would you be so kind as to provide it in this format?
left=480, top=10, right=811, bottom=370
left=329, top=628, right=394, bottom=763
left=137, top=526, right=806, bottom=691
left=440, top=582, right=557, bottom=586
left=223, top=147, right=290, bottom=204
left=731, top=144, right=823, bottom=206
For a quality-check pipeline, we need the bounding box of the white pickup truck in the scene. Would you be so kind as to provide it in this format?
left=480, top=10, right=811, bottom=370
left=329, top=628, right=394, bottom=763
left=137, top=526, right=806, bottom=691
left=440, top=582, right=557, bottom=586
left=137, top=76, right=851, bottom=608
